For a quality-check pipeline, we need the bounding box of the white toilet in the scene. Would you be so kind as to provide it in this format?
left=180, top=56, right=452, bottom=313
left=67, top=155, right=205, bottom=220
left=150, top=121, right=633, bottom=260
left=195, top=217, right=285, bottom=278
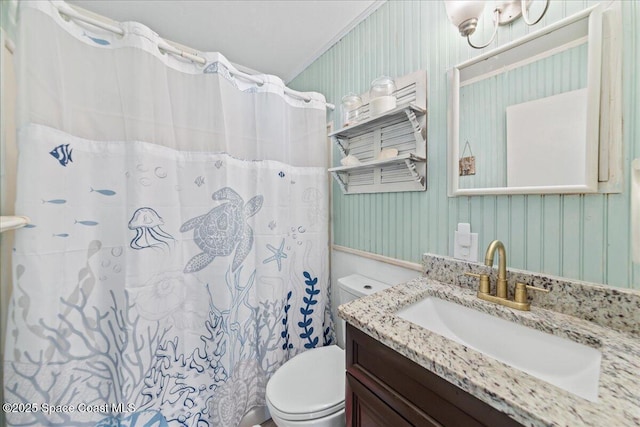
left=265, top=274, right=390, bottom=427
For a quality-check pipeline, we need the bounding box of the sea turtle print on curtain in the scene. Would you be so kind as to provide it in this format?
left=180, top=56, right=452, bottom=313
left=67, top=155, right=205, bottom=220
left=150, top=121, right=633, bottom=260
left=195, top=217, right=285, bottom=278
left=181, top=187, right=263, bottom=273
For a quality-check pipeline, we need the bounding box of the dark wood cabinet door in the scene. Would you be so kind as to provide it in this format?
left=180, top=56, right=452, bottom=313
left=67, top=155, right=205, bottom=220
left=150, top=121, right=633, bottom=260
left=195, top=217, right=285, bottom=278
left=347, top=372, right=415, bottom=427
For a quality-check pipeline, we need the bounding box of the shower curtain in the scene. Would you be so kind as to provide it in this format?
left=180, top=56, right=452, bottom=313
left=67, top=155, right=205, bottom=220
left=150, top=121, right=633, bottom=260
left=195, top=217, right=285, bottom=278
left=4, top=2, right=332, bottom=426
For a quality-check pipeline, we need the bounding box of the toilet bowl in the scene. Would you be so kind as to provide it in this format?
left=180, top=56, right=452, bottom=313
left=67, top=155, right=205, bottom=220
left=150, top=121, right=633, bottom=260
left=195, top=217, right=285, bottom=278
left=266, top=345, right=345, bottom=426
left=265, top=274, right=391, bottom=427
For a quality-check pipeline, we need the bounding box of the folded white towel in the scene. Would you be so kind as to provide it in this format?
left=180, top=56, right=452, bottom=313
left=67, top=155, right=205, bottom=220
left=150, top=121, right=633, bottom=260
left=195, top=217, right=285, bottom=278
left=340, top=154, right=361, bottom=166
left=377, top=148, right=398, bottom=160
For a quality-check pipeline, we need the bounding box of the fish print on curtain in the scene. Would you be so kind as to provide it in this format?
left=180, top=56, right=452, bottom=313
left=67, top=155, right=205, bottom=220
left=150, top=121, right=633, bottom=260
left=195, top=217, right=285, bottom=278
left=4, top=124, right=333, bottom=427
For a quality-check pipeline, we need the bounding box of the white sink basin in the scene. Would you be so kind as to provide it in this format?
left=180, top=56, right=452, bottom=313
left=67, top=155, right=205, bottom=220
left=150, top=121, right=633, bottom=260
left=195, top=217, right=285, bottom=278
left=396, top=297, right=602, bottom=402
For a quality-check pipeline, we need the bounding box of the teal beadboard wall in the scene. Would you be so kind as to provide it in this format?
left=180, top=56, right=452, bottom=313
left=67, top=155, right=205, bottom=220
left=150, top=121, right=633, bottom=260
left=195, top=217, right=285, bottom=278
left=290, top=0, right=640, bottom=289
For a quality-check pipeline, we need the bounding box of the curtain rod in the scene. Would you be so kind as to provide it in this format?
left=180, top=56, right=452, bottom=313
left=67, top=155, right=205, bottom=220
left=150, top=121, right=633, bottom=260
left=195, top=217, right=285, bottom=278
left=52, top=1, right=335, bottom=110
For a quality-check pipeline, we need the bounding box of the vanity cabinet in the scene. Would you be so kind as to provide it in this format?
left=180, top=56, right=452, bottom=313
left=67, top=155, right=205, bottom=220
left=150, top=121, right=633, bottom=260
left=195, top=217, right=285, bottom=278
left=345, top=324, right=523, bottom=427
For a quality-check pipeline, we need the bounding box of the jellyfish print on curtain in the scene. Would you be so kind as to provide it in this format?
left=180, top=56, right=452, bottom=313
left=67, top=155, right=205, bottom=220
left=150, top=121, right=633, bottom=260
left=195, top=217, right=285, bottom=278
left=3, top=2, right=332, bottom=426
left=128, top=207, right=176, bottom=251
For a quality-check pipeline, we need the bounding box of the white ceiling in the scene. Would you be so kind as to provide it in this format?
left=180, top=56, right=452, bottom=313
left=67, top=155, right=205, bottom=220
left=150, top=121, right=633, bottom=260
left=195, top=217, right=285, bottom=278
left=67, top=0, right=383, bottom=83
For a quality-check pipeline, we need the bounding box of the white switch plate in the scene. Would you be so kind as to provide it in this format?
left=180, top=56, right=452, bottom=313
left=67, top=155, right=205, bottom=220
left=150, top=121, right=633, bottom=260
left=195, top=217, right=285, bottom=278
left=454, top=231, right=478, bottom=262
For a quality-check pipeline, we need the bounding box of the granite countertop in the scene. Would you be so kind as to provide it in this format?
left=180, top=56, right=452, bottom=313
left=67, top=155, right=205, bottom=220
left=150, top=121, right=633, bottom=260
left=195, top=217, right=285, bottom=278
left=338, top=276, right=640, bottom=427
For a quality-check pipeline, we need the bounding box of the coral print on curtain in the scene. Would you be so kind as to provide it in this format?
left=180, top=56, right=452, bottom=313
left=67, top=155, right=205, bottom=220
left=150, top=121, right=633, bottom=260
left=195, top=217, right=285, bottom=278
left=4, top=2, right=332, bottom=427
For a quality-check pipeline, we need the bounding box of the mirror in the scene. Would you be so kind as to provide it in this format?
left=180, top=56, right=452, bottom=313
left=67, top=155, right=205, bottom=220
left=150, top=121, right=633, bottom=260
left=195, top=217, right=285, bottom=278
left=447, top=5, right=605, bottom=196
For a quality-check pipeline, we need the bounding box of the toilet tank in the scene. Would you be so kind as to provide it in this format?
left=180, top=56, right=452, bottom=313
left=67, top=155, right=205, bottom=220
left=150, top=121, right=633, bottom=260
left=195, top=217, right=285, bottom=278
left=336, top=274, right=391, bottom=348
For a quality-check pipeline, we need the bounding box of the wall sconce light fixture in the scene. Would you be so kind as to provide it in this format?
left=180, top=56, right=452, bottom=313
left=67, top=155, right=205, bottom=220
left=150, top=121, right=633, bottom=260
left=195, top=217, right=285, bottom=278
left=444, top=0, right=550, bottom=49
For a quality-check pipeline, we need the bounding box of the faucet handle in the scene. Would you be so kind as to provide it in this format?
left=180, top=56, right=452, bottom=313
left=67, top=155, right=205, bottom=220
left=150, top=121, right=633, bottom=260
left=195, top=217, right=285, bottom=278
left=525, top=284, right=550, bottom=293
left=515, top=283, right=550, bottom=303
left=465, top=272, right=490, bottom=294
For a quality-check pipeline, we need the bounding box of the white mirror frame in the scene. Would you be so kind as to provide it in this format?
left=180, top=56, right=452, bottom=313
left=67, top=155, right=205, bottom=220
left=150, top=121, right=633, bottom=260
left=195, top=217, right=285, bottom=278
left=447, top=4, right=603, bottom=196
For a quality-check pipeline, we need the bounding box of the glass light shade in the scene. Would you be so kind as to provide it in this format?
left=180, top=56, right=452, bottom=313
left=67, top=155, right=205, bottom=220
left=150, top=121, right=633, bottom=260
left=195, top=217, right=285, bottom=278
left=444, top=0, right=487, bottom=27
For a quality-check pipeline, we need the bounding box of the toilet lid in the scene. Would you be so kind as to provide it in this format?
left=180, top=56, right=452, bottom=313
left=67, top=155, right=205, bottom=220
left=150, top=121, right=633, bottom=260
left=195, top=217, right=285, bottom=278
left=266, top=345, right=345, bottom=421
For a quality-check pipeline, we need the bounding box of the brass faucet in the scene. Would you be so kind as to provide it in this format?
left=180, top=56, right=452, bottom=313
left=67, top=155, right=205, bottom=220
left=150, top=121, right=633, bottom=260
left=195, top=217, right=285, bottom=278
left=465, top=240, right=549, bottom=311
left=485, top=240, right=508, bottom=299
